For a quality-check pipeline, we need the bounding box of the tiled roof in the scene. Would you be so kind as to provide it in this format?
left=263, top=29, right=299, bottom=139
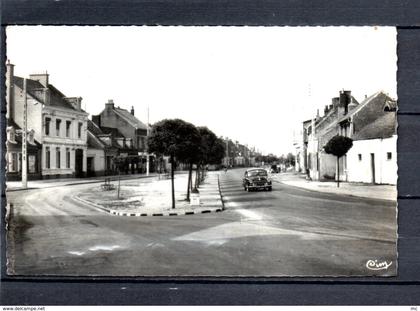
left=352, top=112, right=396, bottom=140
left=87, top=131, right=105, bottom=149
left=87, top=119, right=104, bottom=136
left=14, top=76, right=83, bottom=112
left=48, top=84, right=76, bottom=110
left=13, top=76, right=45, bottom=104
left=113, top=107, right=148, bottom=130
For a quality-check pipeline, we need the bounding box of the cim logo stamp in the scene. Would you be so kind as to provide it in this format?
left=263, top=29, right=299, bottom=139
left=366, top=259, right=393, bottom=271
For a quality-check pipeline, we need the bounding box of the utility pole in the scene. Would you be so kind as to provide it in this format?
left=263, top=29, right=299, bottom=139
left=22, top=78, right=28, bottom=189
left=146, top=106, right=150, bottom=176
left=225, top=138, right=229, bottom=167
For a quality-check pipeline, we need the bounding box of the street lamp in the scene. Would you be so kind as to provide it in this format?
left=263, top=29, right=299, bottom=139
left=22, top=78, right=28, bottom=189
left=146, top=106, right=150, bottom=176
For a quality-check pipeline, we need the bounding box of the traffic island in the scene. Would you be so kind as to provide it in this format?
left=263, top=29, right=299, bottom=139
left=73, top=172, right=224, bottom=216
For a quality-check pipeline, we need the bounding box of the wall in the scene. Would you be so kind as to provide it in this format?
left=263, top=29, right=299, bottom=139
left=319, top=152, right=336, bottom=180
left=13, top=86, right=43, bottom=142
left=87, top=147, right=105, bottom=174
left=347, top=135, right=397, bottom=184
left=41, top=106, right=88, bottom=177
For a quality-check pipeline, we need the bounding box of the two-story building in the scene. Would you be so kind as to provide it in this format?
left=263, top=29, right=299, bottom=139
left=304, top=90, right=397, bottom=184
left=6, top=61, right=89, bottom=179
left=91, top=100, right=152, bottom=174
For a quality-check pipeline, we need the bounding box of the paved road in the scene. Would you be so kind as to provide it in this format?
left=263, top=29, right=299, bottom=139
left=6, top=168, right=396, bottom=277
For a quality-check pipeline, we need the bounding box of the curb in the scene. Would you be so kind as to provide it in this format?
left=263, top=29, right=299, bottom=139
left=72, top=195, right=223, bottom=217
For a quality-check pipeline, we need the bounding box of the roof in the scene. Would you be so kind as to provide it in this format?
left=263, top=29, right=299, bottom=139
left=352, top=112, right=396, bottom=140
left=87, top=131, right=105, bottom=149
left=14, top=76, right=84, bottom=112
left=113, top=107, right=148, bottom=130
left=7, top=118, right=42, bottom=147
left=87, top=119, right=104, bottom=136
left=48, top=84, right=77, bottom=110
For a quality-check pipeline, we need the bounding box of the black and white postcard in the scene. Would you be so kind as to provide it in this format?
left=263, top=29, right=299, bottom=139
left=5, top=26, right=397, bottom=277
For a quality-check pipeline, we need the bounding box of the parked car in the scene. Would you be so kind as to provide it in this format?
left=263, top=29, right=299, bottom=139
left=242, top=168, right=272, bottom=191
left=270, top=164, right=280, bottom=173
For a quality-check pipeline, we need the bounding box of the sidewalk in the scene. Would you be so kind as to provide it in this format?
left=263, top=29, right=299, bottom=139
left=74, top=171, right=224, bottom=216
left=275, top=172, right=397, bottom=202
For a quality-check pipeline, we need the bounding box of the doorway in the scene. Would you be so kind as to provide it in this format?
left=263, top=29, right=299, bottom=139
left=75, top=149, right=84, bottom=178
left=87, top=157, right=94, bottom=177
left=370, top=153, right=376, bottom=184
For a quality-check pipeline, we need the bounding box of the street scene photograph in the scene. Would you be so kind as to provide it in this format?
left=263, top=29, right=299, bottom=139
left=4, top=26, right=397, bottom=277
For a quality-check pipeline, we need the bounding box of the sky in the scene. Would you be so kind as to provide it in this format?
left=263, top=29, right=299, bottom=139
left=6, top=26, right=397, bottom=156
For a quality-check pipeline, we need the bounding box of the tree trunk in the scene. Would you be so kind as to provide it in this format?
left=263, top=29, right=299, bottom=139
left=194, top=164, right=200, bottom=189
left=336, top=156, right=340, bottom=188
left=186, top=162, right=193, bottom=201
left=170, top=155, right=175, bottom=209
left=117, top=169, right=121, bottom=199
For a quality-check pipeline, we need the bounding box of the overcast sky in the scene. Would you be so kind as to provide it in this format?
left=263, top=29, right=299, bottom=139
left=6, top=26, right=397, bottom=155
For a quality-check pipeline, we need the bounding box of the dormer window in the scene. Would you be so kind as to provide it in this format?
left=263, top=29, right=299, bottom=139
left=28, top=129, right=35, bottom=145
left=7, top=126, right=16, bottom=143
left=384, top=100, right=397, bottom=112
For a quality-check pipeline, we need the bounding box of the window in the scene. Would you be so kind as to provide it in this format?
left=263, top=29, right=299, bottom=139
left=56, top=119, right=61, bottom=136
left=387, top=152, right=392, bottom=160
left=46, top=147, right=50, bottom=169
left=66, top=148, right=71, bottom=168
left=10, top=153, right=18, bottom=172
left=56, top=147, right=61, bottom=168
left=78, top=122, right=83, bottom=138
left=358, top=154, right=362, bottom=161
left=66, top=121, right=71, bottom=137
left=7, top=127, right=15, bottom=142
left=45, top=118, right=51, bottom=135
left=28, top=155, right=36, bottom=173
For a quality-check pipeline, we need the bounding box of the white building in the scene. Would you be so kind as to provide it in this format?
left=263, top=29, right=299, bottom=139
left=305, top=90, right=397, bottom=185
left=346, top=113, right=397, bottom=184
left=6, top=61, right=89, bottom=179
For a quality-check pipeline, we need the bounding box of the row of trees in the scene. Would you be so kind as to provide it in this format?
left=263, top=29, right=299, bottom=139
left=254, top=153, right=296, bottom=167
left=148, top=119, right=226, bottom=209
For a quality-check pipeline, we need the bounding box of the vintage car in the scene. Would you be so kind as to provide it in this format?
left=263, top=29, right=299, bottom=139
left=242, top=168, right=272, bottom=191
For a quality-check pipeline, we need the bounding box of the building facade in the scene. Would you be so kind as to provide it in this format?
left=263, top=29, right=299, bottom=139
left=92, top=100, right=153, bottom=174
left=304, top=90, right=397, bottom=185
left=6, top=62, right=89, bottom=179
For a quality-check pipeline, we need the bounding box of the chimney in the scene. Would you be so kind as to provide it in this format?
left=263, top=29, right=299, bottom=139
left=332, top=97, right=340, bottom=109
left=316, top=109, right=320, bottom=120
left=29, top=72, right=49, bottom=87
left=92, top=115, right=101, bottom=127
left=131, top=106, right=135, bottom=116
left=105, top=99, right=115, bottom=110
left=6, top=60, right=15, bottom=120
left=324, top=105, right=329, bottom=116
left=339, top=90, right=351, bottom=115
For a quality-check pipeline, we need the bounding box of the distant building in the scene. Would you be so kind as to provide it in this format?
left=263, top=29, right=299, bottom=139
left=6, top=61, right=89, bottom=179
left=91, top=100, right=153, bottom=174
left=86, top=120, right=119, bottom=176
left=304, top=90, right=397, bottom=184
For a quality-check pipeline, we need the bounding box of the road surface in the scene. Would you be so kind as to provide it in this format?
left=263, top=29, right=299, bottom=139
left=6, top=168, right=397, bottom=276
